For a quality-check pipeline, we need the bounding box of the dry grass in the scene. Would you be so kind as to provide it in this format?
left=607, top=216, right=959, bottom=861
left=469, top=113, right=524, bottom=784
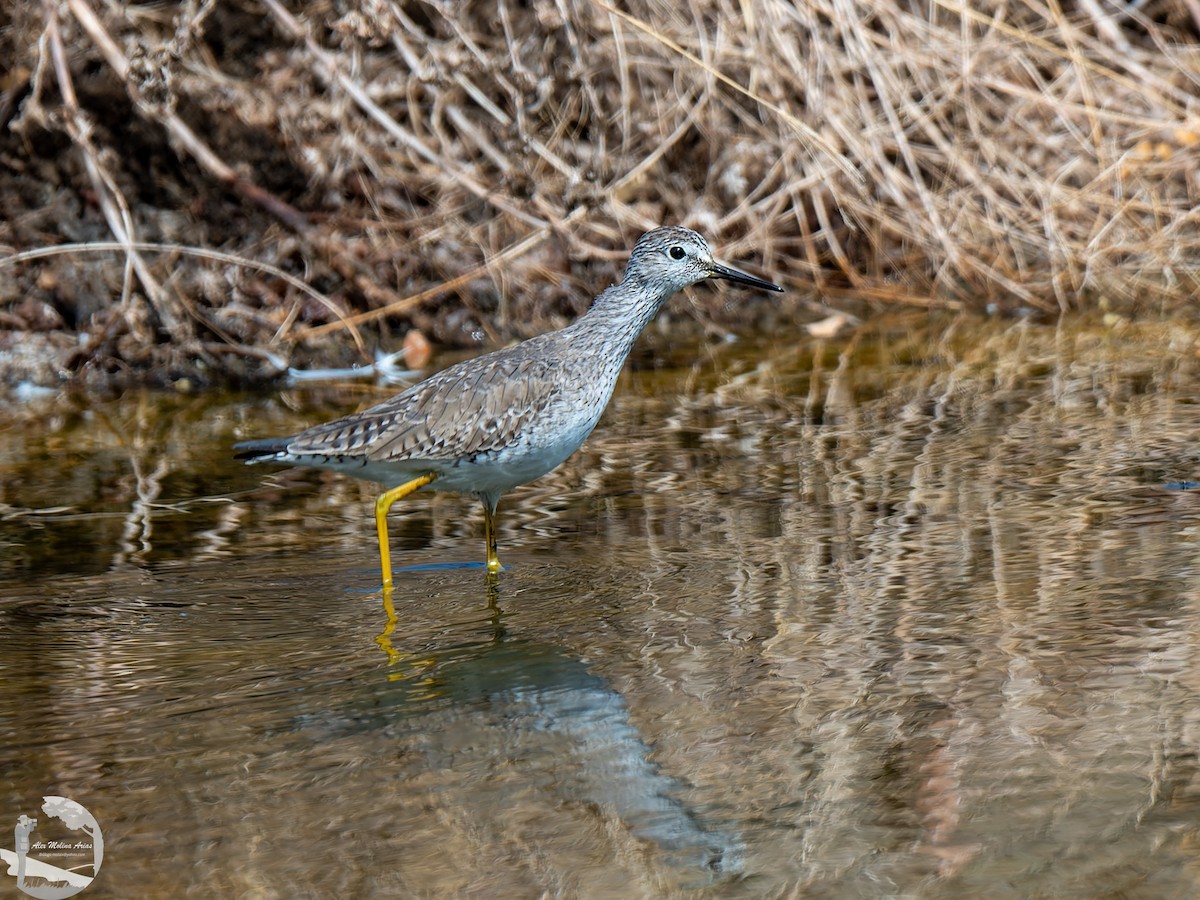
left=1, top=0, right=1199, bottom=383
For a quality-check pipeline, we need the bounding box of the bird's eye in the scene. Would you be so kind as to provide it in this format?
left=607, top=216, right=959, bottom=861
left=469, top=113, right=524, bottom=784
left=668, top=246, right=686, bottom=260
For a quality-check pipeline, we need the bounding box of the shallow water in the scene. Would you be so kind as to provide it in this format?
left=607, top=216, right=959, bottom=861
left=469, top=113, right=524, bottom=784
left=3, top=314, right=1200, bottom=897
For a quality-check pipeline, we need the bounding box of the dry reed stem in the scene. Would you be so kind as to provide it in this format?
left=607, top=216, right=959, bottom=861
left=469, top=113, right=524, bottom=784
left=42, top=0, right=173, bottom=336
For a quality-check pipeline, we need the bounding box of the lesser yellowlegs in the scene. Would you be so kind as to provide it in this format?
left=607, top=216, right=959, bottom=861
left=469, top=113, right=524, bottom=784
left=235, top=226, right=782, bottom=585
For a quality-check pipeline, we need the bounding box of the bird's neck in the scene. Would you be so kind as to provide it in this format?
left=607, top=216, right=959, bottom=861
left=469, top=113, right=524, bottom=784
left=568, top=277, right=672, bottom=357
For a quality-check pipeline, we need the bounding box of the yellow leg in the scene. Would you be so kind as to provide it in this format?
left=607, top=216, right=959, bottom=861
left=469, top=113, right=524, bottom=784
left=375, top=473, right=437, bottom=589
left=484, top=502, right=501, bottom=575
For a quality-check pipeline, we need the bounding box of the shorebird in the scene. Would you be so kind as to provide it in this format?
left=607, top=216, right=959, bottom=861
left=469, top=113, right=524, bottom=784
left=235, top=226, right=781, bottom=586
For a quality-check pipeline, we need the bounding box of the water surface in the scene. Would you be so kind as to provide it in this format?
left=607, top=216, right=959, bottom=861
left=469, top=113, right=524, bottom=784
left=3, top=314, right=1200, bottom=897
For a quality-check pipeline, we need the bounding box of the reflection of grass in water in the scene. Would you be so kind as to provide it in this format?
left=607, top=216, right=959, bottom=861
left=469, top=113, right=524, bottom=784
left=1, top=315, right=1197, bottom=584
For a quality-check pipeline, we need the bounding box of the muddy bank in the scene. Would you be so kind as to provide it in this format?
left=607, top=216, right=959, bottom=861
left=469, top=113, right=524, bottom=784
left=1, top=1, right=1197, bottom=388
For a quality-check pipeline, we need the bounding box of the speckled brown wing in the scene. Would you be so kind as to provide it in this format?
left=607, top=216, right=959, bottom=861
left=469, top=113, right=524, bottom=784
left=281, top=341, right=565, bottom=463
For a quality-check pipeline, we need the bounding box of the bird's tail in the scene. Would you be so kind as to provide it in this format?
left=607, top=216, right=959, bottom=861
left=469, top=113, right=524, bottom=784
left=233, top=438, right=289, bottom=461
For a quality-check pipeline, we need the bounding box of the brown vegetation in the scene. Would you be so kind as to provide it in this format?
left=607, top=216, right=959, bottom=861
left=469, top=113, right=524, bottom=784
left=1, top=0, right=1199, bottom=386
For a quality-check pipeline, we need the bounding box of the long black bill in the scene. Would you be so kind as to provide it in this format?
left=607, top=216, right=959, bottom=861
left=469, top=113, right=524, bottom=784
left=708, top=262, right=783, bottom=292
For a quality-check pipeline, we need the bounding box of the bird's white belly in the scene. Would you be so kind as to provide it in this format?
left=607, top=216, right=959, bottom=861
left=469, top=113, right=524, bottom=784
left=432, top=411, right=599, bottom=495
